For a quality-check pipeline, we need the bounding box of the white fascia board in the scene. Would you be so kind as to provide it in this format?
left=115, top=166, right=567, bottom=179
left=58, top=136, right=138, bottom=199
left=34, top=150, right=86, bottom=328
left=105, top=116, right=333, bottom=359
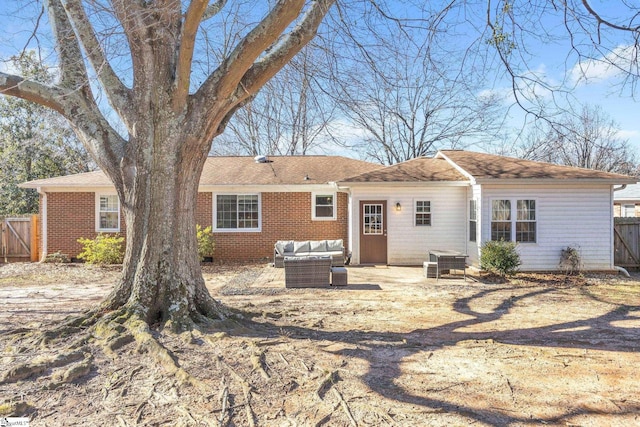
left=198, top=183, right=343, bottom=193
left=25, top=183, right=344, bottom=194
left=474, top=178, right=639, bottom=185
left=337, top=180, right=471, bottom=188
left=24, top=185, right=116, bottom=192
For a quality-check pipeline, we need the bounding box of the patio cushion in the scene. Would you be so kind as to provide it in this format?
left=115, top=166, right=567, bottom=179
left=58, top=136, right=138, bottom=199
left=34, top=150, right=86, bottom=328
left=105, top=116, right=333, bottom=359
left=293, top=241, right=310, bottom=254
left=326, top=239, right=343, bottom=251
left=310, top=240, right=327, bottom=252
left=275, top=240, right=294, bottom=255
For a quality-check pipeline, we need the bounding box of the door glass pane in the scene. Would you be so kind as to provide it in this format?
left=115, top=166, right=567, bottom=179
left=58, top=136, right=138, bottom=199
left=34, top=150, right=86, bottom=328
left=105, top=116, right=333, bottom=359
left=363, top=204, right=383, bottom=235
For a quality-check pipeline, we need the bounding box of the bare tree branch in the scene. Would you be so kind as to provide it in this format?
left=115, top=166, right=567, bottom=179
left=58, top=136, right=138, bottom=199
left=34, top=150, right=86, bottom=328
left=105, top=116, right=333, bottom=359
left=195, top=0, right=307, bottom=103
left=202, top=0, right=227, bottom=21
left=46, top=0, right=91, bottom=90
left=0, top=72, right=68, bottom=114
left=237, top=0, right=335, bottom=102
left=62, top=0, right=132, bottom=121
left=173, top=0, right=209, bottom=111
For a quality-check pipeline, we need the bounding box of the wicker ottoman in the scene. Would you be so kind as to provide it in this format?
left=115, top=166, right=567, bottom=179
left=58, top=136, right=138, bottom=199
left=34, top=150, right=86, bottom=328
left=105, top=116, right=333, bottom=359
left=331, top=266, right=348, bottom=286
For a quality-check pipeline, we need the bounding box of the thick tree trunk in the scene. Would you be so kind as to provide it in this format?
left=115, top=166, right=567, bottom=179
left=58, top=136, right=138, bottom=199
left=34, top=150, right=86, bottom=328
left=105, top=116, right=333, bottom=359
left=0, top=0, right=336, bottom=330
left=100, top=122, right=225, bottom=330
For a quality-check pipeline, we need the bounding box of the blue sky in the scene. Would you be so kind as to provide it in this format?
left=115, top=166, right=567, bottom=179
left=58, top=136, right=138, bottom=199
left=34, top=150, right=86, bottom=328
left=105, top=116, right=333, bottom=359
left=1, top=1, right=639, bottom=156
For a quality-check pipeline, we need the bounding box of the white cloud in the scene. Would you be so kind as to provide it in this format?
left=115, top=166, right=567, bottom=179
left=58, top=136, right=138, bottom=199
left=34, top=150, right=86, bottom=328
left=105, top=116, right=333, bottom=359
left=617, top=129, right=640, bottom=141
left=569, top=45, right=637, bottom=85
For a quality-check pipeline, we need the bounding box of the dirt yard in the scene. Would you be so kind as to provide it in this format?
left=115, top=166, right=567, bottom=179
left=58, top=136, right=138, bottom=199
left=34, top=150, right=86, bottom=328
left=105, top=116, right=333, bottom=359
left=1, top=262, right=640, bottom=426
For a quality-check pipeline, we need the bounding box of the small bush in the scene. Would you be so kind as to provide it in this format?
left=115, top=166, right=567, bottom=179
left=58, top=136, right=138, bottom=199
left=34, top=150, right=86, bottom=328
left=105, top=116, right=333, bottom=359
left=77, top=233, right=125, bottom=265
left=480, top=240, right=521, bottom=277
left=196, top=225, right=215, bottom=262
left=560, top=246, right=581, bottom=275
left=43, top=251, right=71, bottom=263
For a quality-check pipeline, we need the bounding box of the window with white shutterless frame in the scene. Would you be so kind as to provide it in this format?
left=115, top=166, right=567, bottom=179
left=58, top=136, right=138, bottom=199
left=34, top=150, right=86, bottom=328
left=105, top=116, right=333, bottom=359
left=96, top=193, right=120, bottom=232
left=312, top=192, right=336, bottom=220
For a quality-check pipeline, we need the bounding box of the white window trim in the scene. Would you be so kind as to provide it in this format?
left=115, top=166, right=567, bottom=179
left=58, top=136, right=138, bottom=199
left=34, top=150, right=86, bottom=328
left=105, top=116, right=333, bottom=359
left=312, top=192, right=337, bottom=221
left=622, top=204, right=636, bottom=217
left=413, top=199, right=432, bottom=227
left=489, top=198, right=538, bottom=244
left=469, top=199, right=477, bottom=242
left=95, top=193, right=120, bottom=232
left=213, top=193, right=262, bottom=232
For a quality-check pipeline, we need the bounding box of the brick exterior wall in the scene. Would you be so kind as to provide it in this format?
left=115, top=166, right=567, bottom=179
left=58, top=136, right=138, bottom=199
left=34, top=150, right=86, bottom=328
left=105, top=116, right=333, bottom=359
left=43, top=191, right=348, bottom=262
left=45, top=192, right=105, bottom=259
left=212, top=192, right=349, bottom=261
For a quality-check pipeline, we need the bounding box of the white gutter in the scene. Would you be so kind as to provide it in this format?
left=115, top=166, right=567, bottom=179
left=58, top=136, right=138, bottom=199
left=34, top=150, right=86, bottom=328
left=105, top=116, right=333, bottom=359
left=435, top=151, right=478, bottom=184
left=39, top=188, right=47, bottom=261
left=335, top=181, right=471, bottom=188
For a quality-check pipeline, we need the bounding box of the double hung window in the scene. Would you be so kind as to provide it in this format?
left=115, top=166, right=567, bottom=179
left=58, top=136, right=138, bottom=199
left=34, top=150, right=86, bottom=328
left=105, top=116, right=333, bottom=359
left=215, top=194, right=260, bottom=231
left=491, top=199, right=536, bottom=242
left=96, top=194, right=120, bottom=232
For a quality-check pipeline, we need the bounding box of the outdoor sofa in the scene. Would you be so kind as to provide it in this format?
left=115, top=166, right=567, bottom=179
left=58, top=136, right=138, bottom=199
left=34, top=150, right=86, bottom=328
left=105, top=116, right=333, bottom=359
left=274, top=239, right=345, bottom=268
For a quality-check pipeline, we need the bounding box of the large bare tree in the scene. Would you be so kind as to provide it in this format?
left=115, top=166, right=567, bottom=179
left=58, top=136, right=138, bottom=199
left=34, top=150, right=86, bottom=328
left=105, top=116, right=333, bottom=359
left=0, top=0, right=334, bottom=330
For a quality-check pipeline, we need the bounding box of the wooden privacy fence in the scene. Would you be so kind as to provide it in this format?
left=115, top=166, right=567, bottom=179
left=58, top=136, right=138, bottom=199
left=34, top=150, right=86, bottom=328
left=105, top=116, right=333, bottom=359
left=1, top=215, right=39, bottom=263
left=614, top=219, right=640, bottom=269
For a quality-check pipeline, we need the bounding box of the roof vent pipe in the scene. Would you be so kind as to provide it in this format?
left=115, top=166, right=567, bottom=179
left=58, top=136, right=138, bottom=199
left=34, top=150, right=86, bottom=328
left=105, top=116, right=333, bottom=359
left=254, top=155, right=268, bottom=163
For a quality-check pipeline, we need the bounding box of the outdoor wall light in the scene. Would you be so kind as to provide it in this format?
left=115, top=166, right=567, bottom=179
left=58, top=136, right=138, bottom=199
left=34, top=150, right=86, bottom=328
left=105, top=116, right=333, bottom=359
left=396, top=202, right=401, bottom=211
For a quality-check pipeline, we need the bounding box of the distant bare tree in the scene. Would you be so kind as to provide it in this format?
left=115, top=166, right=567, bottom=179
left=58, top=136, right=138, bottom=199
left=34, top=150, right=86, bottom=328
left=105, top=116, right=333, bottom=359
left=326, top=3, right=505, bottom=164
left=511, top=105, right=639, bottom=175
left=213, top=46, right=336, bottom=156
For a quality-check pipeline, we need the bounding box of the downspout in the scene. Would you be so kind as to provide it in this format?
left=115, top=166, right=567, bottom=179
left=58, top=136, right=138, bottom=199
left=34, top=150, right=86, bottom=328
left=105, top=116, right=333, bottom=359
left=39, top=188, right=47, bottom=261
left=333, top=182, right=353, bottom=264
left=612, top=184, right=629, bottom=276
left=614, top=265, right=631, bottom=278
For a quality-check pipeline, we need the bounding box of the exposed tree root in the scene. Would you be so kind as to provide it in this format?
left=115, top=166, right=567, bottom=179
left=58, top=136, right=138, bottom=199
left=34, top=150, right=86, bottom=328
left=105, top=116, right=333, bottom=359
left=316, top=370, right=338, bottom=400
left=1, top=306, right=223, bottom=394
left=332, top=386, right=358, bottom=427
left=1, top=346, right=89, bottom=384
left=216, top=355, right=256, bottom=427
left=250, top=346, right=271, bottom=380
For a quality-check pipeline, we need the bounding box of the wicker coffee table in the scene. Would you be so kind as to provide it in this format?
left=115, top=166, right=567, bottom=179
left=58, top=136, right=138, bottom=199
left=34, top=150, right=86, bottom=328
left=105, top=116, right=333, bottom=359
left=283, top=256, right=332, bottom=288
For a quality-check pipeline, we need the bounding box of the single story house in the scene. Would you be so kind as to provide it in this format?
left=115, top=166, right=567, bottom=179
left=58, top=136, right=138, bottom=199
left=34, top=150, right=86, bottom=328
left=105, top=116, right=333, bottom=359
left=19, top=155, right=382, bottom=262
left=339, top=150, right=636, bottom=271
left=613, top=183, right=640, bottom=217
left=21, top=150, right=636, bottom=271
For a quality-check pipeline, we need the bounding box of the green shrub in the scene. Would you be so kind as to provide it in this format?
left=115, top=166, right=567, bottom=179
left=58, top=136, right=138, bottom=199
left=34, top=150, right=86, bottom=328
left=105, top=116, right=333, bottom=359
left=43, top=251, right=71, bottom=263
left=480, top=240, right=521, bottom=277
left=77, top=233, right=125, bottom=265
left=196, top=225, right=215, bottom=262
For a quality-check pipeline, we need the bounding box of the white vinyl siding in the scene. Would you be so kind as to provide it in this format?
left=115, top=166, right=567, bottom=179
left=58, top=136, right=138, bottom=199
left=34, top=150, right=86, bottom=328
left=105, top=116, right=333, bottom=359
left=350, top=185, right=467, bottom=265
left=481, top=185, right=613, bottom=271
